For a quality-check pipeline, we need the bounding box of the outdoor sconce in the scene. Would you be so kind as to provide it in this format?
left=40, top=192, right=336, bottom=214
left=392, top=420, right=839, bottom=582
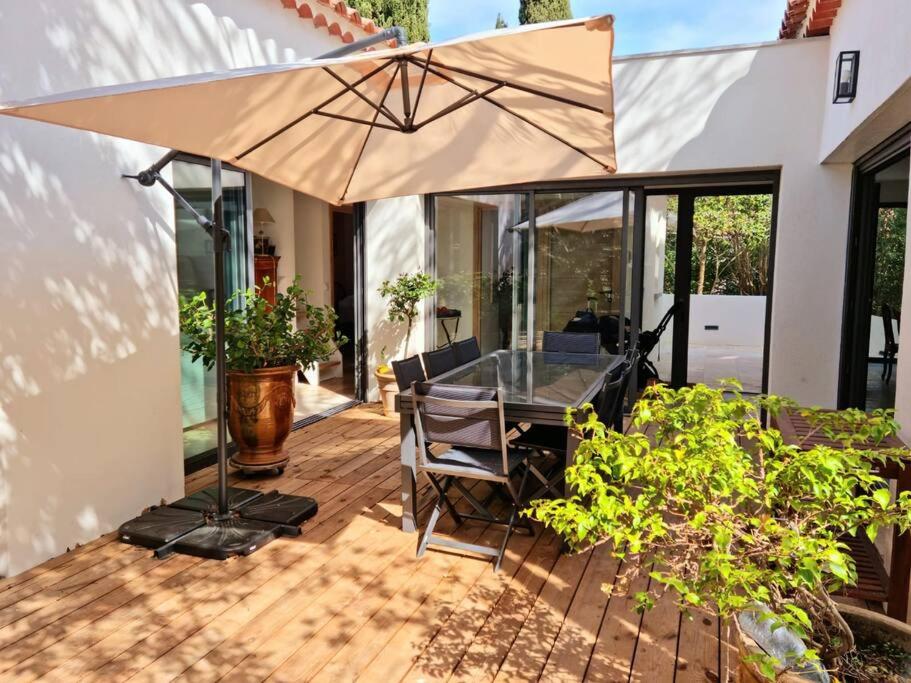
left=833, top=51, right=860, bottom=104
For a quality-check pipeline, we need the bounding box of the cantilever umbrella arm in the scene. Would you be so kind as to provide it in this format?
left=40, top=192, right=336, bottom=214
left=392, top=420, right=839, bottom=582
left=120, top=26, right=409, bottom=524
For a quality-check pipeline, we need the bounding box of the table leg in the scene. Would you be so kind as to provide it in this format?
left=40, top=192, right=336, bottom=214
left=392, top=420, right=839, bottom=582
left=888, top=467, right=911, bottom=621
left=400, top=413, right=418, bottom=533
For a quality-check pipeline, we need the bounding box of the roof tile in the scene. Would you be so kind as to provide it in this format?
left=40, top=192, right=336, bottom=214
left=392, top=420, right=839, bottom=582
left=279, top=0, right=397, bottom=47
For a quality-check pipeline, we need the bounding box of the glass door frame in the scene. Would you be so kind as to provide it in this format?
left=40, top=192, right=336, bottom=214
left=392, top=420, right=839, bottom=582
left=643, top=182, right=779, bottom=391
left=427, top=169, right=781, bottom=395
left=839, top=125, right=911, bottom=409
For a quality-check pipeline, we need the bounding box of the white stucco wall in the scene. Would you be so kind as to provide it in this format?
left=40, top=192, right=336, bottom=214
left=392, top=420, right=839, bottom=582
left=252, top=176, right=297, bottom=292
left=609, top=39, right=852, bottom=405
left=0, top=0, right=365, bottom=576
left=293, top=192, right=333, bottom=309
left=364, top=196, right=427, bottom=400
left=819, top=0, right=911, bottom=163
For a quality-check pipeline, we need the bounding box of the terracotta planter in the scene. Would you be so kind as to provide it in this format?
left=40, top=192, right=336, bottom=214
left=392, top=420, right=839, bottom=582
left=375, top=367, right=399, bottom=417
left=227, top=365, right=297, bottom=469
left=736, top=604, right=911, bottom=681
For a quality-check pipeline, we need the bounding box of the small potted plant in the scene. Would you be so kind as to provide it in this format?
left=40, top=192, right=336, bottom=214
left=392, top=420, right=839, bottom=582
left=376, top=271, right=438, bottom=416
left=530, top=382, right=911, bottom=681
left=180, top=277, right=344, bottom=470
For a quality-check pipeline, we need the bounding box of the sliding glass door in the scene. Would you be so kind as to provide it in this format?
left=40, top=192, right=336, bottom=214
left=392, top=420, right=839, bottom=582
left=432, top=194, right=529, bottom=352
left=642, top=188, right=773, bottom=392
left=529, top=191, right=632, bottom=352
left=842, top=150, right=909, bottom=410
left=430, top=174, right=777, bottom=401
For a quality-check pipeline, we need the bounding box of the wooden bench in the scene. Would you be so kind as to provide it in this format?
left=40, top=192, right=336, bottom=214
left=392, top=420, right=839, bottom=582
left=774, top=408, right=911, bottom=622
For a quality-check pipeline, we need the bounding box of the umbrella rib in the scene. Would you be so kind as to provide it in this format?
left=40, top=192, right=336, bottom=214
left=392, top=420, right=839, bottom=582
left=235, top=59, right=393, bottom=160
left=409, top=49, right=433, bottom=126
left=322, top=66, right=404, bottom=130
left=413, top=83, right=504, bottom=130
left=340, top=62, right=401, bottom=203
left=314, top=111, right=400, bottom=131
left=422, top=57, right=603, bottom=113
left=411, top=58, right=612, bottom=171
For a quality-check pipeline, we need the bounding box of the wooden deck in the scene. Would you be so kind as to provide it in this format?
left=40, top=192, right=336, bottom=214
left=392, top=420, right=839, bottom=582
left=0, top=405, right=732, bottom=682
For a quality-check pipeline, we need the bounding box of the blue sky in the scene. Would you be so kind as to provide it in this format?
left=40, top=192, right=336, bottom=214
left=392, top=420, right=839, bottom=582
left=428, top=0, right=785, bottom=55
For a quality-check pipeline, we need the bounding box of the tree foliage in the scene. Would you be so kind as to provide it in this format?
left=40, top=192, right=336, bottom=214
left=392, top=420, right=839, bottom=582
left=495, top=12, right=508, bottom=29
left=872, top=207, right=907, bottom=315
left=529, top=382, right=911, bottom=679
left=664, top=194, right=772, bottom=296
left=180, top=277, right=344, bottom=373
left=518, top=0, right=572, bottom=25
left=346, top=0, right=429, bottom=42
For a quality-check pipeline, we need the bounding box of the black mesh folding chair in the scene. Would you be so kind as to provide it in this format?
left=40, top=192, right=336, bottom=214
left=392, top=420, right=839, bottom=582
left=411, top=382, right=532, bottom=571
left=542, top=331, right=600, bottom=354
left=452, top=337, right=482, bottom=365
left=391, top=355, right=427, bottom=392
left=422, top=346, right=457, bottom=378
left=513, top=355, right=635, bottom=499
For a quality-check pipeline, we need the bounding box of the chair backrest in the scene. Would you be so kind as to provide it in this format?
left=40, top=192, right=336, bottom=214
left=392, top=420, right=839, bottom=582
left=411, top=382, right=508, bottom=474
left=596, top=352, right=638, bottom=431
left=882, top=303, right=896, bottom=348
left=391, top=355, right=426, bottom=392
left=422, top=346, right=458, bottom=378
left=542, top=331, right=600, bottom=354
left=452, top=337, right=482, bottom=365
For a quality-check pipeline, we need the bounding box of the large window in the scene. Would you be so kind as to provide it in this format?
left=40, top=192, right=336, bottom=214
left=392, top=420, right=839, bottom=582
left=531, top=191, right=631, bottom=352
left=433, top=194, right=528, bottom=352
left=174, top=159, right=249, bottom=461
left=433, top=190, right=635, bottom=355
left=431, top=175, right=779, bottom=400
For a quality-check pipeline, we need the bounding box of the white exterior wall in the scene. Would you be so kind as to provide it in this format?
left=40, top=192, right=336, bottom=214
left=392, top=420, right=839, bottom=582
left=610, top=39, right=852, bottom=405
left=819, top=0, right=911, bottom=162
left=810, top=0, right=911, bottom=440
left=364, top=196, right=427, bottom=401
left=0, top=0, right=365, bottom=577
left=293, top=193, right=333, bottom=309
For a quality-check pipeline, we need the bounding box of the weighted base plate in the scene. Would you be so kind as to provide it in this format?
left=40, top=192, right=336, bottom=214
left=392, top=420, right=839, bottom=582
left=238, top=492, right=318, bottom=528
left=170, top=486, right=262, bottom=513
left=118, top=506, right=204, bottom=549
left=118, top=488, right=318, bottom=560
left=167, top=517, right=280, bottom=560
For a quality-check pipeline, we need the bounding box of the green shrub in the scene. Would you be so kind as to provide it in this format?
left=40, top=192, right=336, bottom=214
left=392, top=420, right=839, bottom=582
left=179, top=277, right=343, bottom=373
left=529, top=381, right=911, bottom=678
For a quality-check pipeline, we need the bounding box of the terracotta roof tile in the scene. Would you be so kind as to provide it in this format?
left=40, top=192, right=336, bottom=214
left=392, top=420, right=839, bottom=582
left=779, top=0, right=841, bottom=39
left=279, top=0, right=397, bottom=48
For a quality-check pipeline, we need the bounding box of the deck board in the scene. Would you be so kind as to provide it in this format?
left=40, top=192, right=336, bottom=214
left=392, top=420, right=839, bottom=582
left=0, top=404, right=725, bottom=682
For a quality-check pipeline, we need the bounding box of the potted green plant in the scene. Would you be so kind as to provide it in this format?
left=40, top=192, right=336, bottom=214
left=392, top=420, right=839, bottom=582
left=180, top=277, right=343, bottom=470
left=376, top=271, right=438, bottom=416
left=530, top=382, right=911, bottom=681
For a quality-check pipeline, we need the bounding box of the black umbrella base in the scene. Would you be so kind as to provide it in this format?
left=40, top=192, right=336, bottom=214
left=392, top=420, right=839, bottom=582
left=117, top=487, right=318, bottom=560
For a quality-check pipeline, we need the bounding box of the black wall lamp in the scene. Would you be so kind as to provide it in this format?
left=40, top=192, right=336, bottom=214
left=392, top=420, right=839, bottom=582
left=833, top=50, right=860, bottom=103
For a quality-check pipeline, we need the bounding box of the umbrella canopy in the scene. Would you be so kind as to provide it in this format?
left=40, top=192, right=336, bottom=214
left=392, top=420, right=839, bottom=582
left=0, top=16, right=616, bottom=205
left=514, top=191, right=625, bottom=232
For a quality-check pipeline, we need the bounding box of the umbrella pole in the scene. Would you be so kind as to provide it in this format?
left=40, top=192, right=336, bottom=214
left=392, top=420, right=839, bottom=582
left=211, top=159, right=230, bottom=517
left=115, top=26, right=408, bottom=558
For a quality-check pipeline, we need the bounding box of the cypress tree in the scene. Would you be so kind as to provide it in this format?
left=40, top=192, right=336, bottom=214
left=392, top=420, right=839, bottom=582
left=347, top=0, right=429, bottom=43
left=495, top=13, right=508, bottom=29
left=518, top=0, right=572, bottom=25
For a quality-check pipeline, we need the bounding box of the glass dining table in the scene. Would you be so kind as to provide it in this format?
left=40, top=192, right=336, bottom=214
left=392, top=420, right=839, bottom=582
left=395, top=350, right=624, bottom=533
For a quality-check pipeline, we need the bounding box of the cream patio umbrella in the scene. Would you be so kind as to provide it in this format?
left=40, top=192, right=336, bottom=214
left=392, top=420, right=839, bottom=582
left=0, top=16, right=617, bottom=559
left=0, top=16, right=616, bottom=205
